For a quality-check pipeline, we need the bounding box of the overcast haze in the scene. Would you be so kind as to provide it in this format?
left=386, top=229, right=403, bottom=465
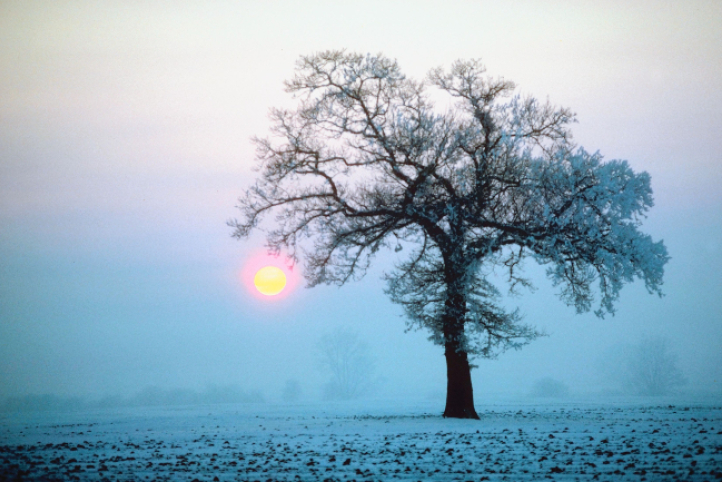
left=1, top=1, right=721, bottom=404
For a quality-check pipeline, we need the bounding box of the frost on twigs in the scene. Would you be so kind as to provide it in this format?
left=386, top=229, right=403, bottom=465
left=230, top=50, right=668, bottom=365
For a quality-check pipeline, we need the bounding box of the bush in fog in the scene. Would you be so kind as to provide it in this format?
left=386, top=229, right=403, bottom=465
left=318, top=329, right=375, bottom=400
left=530, top=377, right=570, bottom=398
left=282, top=379, right=302, bottom=402
left=623, top=336, right=687, bottom=396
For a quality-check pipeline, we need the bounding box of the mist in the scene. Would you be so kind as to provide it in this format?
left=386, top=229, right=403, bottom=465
left=2, top=1, right=721, bottom=412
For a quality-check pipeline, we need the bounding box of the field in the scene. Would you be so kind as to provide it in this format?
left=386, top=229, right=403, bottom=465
left=1, top=399, right=721, bottom=481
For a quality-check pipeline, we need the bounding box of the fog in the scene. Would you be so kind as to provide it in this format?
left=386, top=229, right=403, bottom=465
left=1, top=1, right=721, bottom=410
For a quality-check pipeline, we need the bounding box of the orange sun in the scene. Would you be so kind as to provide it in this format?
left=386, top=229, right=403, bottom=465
left=253, top=266, right=287, bottom=296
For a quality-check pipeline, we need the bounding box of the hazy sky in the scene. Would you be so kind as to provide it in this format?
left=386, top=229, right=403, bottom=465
left=1, top=0, right=721, bottom=401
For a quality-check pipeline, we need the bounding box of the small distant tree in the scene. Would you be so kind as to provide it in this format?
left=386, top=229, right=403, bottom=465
left=530, top=377, right=570, bottom=398
left=282, top=379, right=302, bottom=402
left=624, top=336, right=686, bottom=396
left=317, top=329, right=374, bottom=400
left=231, top=51, right=669, bottom=418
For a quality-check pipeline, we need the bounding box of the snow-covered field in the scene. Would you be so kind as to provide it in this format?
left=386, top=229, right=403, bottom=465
left=1, top=399, right=721, bottom=481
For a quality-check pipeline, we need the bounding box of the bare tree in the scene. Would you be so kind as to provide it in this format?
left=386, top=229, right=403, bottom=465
left=317, top=329, right=374, bottom=400
left=230, top=51, right=668, bottom=418
left=624, top=336, right=686, bottom=396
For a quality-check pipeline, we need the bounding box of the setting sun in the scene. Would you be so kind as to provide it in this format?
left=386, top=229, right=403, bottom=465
left=242, top=251, right=299, bottom=300
left=253, top=266, right=287, bottom=296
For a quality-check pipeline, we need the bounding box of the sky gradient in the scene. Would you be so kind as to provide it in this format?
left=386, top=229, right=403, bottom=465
left=1, top=0, right=721, bottom=402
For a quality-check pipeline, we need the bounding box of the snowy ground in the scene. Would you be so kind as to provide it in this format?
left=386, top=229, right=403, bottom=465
left=1, top=399, right=721, bottom=481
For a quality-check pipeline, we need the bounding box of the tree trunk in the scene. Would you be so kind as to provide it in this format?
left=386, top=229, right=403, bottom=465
left=443, top=340, right=479, bottom=419
left=439, top=242, right=479, bottom=419
left=441, top=266, right=479, bottom=419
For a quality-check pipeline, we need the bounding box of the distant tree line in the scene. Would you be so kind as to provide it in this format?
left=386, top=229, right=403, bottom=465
left=0, top=385, right=265, bottom=412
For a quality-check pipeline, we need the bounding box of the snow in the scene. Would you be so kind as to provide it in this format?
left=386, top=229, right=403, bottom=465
left=2, top=399, right=720, bottom=481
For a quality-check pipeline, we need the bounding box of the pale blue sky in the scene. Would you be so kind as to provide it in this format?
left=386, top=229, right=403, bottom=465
left=1, top=0, right=720, bottom=401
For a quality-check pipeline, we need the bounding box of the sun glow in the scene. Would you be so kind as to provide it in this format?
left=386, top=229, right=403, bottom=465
left=253, top=266, right=287, bottom=296
left=241, top=251, right=299, bottom=300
